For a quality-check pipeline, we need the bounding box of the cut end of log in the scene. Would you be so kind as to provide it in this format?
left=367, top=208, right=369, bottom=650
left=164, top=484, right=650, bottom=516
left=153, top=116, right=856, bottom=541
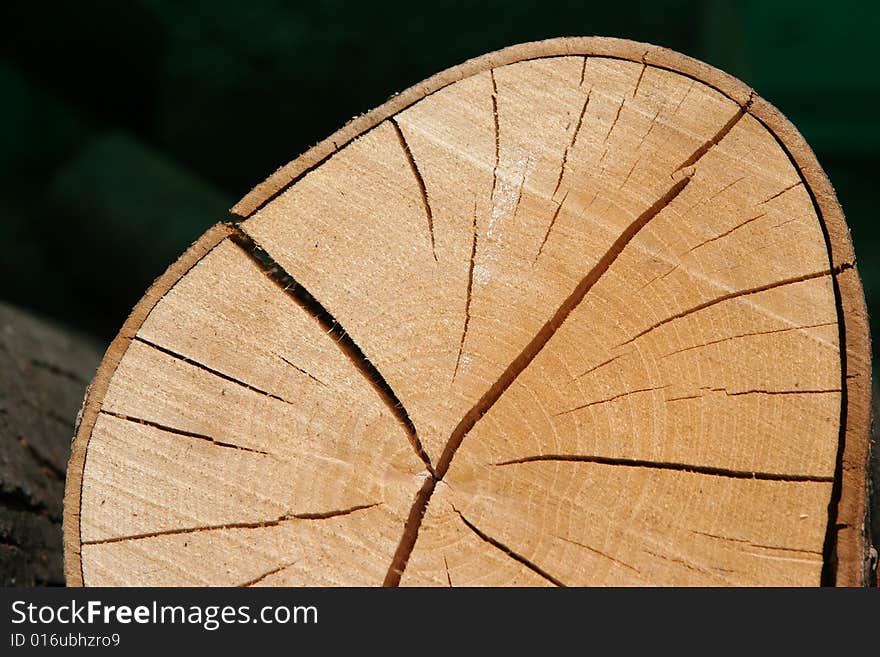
left=64, top=37, right=872, bottom=587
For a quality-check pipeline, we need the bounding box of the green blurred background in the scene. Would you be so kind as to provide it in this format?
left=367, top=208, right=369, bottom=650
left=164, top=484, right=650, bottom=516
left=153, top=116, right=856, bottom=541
left=1, top=0, right=877, bottom=351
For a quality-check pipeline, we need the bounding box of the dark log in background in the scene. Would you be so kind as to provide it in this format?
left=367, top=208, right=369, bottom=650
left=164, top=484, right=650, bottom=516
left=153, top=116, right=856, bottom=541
left=0, top=304, right=101, bottom=585
left=873, top=386, right=879, bottom=585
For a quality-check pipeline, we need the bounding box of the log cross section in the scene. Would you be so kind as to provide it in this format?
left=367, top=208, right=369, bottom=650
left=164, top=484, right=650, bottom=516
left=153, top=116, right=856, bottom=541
left=63, top=37, right=872, bottom=587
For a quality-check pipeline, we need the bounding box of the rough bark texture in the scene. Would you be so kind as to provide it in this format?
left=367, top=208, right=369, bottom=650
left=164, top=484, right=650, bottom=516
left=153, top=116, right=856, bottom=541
left=872, top=384, right=879, bottom=585
left=0, top=302, right=101, bottom=585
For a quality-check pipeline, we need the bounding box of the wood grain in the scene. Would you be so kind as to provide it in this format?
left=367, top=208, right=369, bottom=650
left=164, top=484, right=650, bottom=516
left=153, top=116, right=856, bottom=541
left=64, top=37, right=872, bottom=586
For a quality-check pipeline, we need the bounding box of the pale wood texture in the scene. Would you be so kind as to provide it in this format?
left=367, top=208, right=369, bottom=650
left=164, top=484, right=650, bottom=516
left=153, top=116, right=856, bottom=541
left=64, top=37, right=872, bottom=586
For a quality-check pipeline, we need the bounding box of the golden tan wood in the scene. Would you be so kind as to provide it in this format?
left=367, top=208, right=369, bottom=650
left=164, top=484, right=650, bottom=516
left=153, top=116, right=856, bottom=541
left=403, top=463, right=831, bottom=586
left=64, top=37, right=872, bottom=587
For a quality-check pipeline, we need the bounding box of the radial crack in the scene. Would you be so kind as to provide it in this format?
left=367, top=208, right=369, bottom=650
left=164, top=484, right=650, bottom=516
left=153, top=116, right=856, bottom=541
left=690, top=529, right=751, bottom=544
left=619, top=156, right=641, bottom=189
left=454, top=506, right=564, bottom=586
left=760, top=181, right=802, bottom=204
left=633, top=61, right=647, bottom=98
left=133, top=336, right=295, bottom=407
left=748, top=543, right=821, bottom=556
left=100, top=410, right=271, bottom=456
left=452, top=203, right=478, bottom=383
left=700, top=386, right=840, bottom=397
left=632, top=108, right=662, bottom=155
left=230, top=227, right=434, bottom=475
left=82, top=503, right=380, bottom=546
left=555, top=535, right=639, bottom=574
left=707, top=175, right=746, bottom=202
left=604, top=99, right=624, bottom=143
left=510, top=155, right=531, bottom=222
left=489, top=69, right=500, bottom=207
left=288, top=502, right=380, bottom=520
left=643, top=548, right=718, bottom=578
left=534, top=192, right=567, bottom=263
left=83, top=518, right=290, bottom=545
left=390, top=117, right=437, bottom=261
left=617, top=268, right=840, bottom=348
left=493, top=454, right=834, bottom=482
left=576, top=353, right=624, bottom=378
left=660, top=321, right=837, bottom=358
left=674, top=92, right=754, bottom=171
left=555, top=385, right=667, bottom=416
left=382, top=476, right=436, bottom=586
left=276, top=353, right=328, bottom=387
left=666, top=394, right=701, bottom=402
left=552, top=90, right=591, bottom=198
left=672, top=80, right=695, bottom=116
left=240, top=562, right=297, bottom=587
left=687, top=211, right=766, bottom=253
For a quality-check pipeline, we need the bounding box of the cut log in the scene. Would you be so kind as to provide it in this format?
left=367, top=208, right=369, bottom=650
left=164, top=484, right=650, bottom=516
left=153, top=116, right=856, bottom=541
left=0, top=303, right=101, bottom=585
left=63, top=37, right=872, bottom=587
left=872, top=384, right=879, bottom=585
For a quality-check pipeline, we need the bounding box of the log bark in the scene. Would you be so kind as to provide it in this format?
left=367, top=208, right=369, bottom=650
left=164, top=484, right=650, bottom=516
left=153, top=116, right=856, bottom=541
left=64, top=37, right=873, bottom=586
left=0, top=303, right=101, bottom=585
left=872, top=384, right=879, bottom=585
